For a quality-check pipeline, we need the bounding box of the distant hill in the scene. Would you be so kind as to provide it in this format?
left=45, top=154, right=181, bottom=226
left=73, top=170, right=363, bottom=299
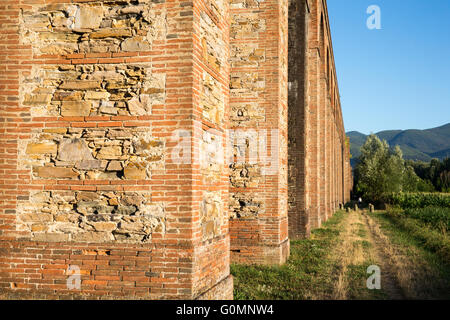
left=347, top=123, right=450, bottom=166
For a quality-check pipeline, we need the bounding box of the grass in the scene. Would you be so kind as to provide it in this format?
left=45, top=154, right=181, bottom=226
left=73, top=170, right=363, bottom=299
left=231, top=211, right=386, bottom=300
left=382, top=208, right=450, bottom=263
left=369, top=210, right=450, bottom=299
left=232, top=206, right=450, bottom=300
left=404, top=206, right=450, bottom=231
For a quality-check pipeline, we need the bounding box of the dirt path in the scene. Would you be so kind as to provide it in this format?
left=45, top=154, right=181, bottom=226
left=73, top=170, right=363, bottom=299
left=329, top=209, right=405, bottom=299
left=364, top=211, right=450, bottom=299
left=233, top=208, right=449, bottom=300
left=331, top=209, right=366, bottom=299
left=362, top=211, right=405, bottom=299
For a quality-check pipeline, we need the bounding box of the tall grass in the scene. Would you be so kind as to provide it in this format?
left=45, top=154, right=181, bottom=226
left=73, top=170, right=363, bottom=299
left=404, top=207, right=450, bottom=232
left=385, top=207, right=450, bottom=262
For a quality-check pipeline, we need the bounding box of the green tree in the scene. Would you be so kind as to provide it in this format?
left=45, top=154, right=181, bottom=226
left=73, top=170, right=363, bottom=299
left=355, top=135, right=429, bottom=202
left=385, top=145, right=405, bottom=193
left=403, top=165, right=419, bottom=192
left=407, top=157, right=449, bottom=192
left=356, top=135, right=391, bottom=202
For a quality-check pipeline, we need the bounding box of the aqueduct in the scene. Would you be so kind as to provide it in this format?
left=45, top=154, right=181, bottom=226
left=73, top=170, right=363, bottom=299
left=0, top=0, right=351, bottom=299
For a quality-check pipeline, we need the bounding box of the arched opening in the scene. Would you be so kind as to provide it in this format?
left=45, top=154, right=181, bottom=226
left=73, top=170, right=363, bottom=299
left=287, top=0, right=310, bottom=238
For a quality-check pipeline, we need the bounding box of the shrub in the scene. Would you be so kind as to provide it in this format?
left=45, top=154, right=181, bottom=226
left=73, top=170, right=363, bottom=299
left=387, top=192, right=450, bottom=209
left=385, top=207, right=450, bottom=262
left=404, top=207, right=450, bottom=232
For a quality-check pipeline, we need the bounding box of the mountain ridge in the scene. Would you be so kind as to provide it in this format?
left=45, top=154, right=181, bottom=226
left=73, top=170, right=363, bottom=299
left=347, top=123, right=450, bottom=166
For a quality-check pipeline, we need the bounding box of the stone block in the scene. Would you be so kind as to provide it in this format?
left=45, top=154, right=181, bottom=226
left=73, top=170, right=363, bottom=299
left=32, top=233, right=69, bottom=242
left=72, top=232, right=113, bottom=242
left=84, top=91, right=110, bottom=100
left=90, top=222, right=117, bottom=232
left=23, top=94, right=52, bottom=106
left=53, top=91, right=84, bottom=101
left=58, top=138, right=94, bottom=162
left=99, top=104, right=118, bottom=115
left=96, top=146, right=122, bottom=160
left=75, top=160, right=103, bottom=170
left=124, top=163, right=147, bottom=180
left=34, top=166, right=79, bottom=179
left=59, top=81, right=101, bottom=90
left=26, top=142, right=57, bottom=155
left=120, top=194, right=145, bottom=206
left=115, top=206, right=137, bottom=215
left=90, top=28, right=132, bottom=39
left=73, top=6, right=104, bottom=30
left=121, top=36, right=151, bottom=52
left=19, top=212, right=53, bottom=223
left=31, top=223, right=48, bottom=232
left=61, top=101, right=92, bottom=116
left=127, top=95, right=152, bottom=116
left=106, top=161, right=123, bottom=171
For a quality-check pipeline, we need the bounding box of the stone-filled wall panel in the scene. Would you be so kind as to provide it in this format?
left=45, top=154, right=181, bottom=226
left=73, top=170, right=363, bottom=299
left=229, top=192, right=264, bottom=219
left=20, top=127, right=164, bottom=181
left=16, top=190, right=164, bottom=243
left=229, top=4, right=267, bottom=228
left=20, top=2, right=167, bottom=56
left=230, top=12, right=266, bottom=39
left=199, top=129, right=226, bottom=241
left=200, top=190, right=224, bottom=240
left=0, top=0, right=233, bottom=300
left=230, top=72, right=265, bottom=98
left=229, top=0, right=290, bottom=265
left=200, top=129, right=224, bottom=184
left=191, top=0, right=232, bottom=299
left=231, top=43, right=265, bottom=68
left=199, top=12, right=226, bottom=73
left=230, top=102, right=265, bottom=127
left=201, top=71, right=225, bottom=125
left=21, top=64, right=165, bottom=118
left=0, top=0, right=353, bottom=299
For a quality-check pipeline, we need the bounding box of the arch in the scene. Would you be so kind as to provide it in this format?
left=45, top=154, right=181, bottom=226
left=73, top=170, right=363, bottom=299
left=327, top=49, right=331, bottom=86
left=320, top=14, right=325, bottom=58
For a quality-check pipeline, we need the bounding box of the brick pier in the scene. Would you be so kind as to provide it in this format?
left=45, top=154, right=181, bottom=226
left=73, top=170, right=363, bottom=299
left=0, top=0, right=351, bottom=299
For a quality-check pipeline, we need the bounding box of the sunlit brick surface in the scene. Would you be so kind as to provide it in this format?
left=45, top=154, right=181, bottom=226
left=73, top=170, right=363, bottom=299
left=0, top=0, right=351, bottom=299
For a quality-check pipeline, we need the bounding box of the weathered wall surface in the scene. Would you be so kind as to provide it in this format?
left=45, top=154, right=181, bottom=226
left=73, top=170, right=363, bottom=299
left=191, top=0, right=232, bottom=299
left=287, top=0, right=351, bottom=239
left=0, top=0, right=232, bottom=299
left=229, top=0, right=290, bottom=265
left=287, top=0, right=309, bottom=238
left=0, top=0, right=351, bottom=299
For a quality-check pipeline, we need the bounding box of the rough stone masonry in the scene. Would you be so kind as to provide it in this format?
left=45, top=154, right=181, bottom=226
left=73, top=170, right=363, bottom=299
left=0, top=0, right=351, bottom=299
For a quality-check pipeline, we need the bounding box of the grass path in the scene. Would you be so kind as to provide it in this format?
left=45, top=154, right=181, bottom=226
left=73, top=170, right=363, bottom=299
left=231, top=209, right=450, bottom=300
left=362, top=212, right=404, bottom=299
left=231, top=210, right=385, bottom=299
left=369, top=211, right=450, bottom=299
left=330, top=209, right=369, bottom=299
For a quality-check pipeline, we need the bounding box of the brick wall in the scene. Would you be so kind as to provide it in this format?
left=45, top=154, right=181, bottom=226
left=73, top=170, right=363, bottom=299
left=0, top=0, right=232, bottom=300
left=288, top=0, right=309, bottom=238
left=0, top=0, right=351, bottom=299
left=228, top=0, right=290, bottom=265
left=287, top=0, right=351, bottom=238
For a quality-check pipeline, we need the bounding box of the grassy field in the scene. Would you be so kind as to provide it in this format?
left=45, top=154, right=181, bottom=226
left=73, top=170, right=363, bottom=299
left=231, top=207, right=450, bottom=300
left=369, top=209, right=450, bottom=299
left=231, top=210, right=386, bottom=300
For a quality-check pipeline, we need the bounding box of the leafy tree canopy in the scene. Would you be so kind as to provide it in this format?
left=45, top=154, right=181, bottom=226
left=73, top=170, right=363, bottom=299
left=355, top=135, right=435, bottom=203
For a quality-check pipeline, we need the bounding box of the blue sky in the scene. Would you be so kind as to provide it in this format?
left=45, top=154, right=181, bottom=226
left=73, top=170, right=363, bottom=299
left=327, top=0, right=450, bottom=134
